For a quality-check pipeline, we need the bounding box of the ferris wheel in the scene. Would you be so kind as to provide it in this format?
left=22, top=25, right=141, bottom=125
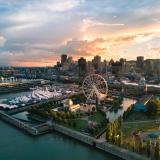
left=82, top=74, right=108, bottom=103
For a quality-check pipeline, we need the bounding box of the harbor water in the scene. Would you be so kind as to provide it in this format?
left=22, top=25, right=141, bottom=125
left=0, top=91, right=135, bottom=160
left=0, top=91, right=118, bottom=160
left=0, top=120, right=118, bottom=160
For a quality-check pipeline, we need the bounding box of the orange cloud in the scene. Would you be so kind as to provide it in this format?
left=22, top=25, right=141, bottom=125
left=55, top=38, right=107, bottom=58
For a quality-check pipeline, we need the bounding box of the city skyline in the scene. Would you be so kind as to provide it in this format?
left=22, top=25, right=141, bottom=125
left=0, top=0, right=160, bottom=67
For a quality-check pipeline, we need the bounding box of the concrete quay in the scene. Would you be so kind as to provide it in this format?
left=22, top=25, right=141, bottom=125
left=50, top=122, right=149, bottom=160
left=0, top=111, right=38, bottom=135
left=0, top=111, right=51, bottom=135
left=0, top=111, right=149, bottom=160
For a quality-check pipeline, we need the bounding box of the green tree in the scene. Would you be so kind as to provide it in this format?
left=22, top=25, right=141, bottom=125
left=73, top=121, right=76, bottom=128
left=63, top=119, right=68, bottom=124
left=146, top=139, right=152, bottom=157
left=147, top=100, right=158, bottom=116
left=118, top=116, right=122, bottom=127
left=112, top=129, right=117, bottom=144
left=138, top=139, right=144, bottom=153
left=106, top=123, right=112, bottom=142
left=130, top=136, right=136, bottom=152
left=58, top=117, right=62, bottom=123
left=117, top=130, right=123, bottom=146
left=155, top=141, right=160, bottom=160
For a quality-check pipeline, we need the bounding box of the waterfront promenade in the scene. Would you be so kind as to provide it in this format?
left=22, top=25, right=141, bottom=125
left=0, top=110, right=149, bottom=160
left=50, top=122, right=148, bottom=160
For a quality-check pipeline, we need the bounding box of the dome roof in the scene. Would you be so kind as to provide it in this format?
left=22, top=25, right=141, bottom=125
left=0, top=76, right=4, bottom=80
left=66, top=99, right=73, bottom=106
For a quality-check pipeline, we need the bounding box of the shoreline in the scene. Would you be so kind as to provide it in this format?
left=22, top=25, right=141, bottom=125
left=0, top=110, right=148, bottom=160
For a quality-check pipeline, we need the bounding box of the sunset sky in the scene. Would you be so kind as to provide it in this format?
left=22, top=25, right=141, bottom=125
left=0, top=0, right=160, bottom=66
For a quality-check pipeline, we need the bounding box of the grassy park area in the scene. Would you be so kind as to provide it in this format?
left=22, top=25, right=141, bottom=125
left=68, top=119, right=88, bottom=132
left=125, top=111, right=157, bottom=121
left=122, top=121, right=160, bottom=137
left=88, top=112, right=106, bottom=123
left=59, top=111, right=107, bottom=136
left=121, top=99, right=160, bottom=137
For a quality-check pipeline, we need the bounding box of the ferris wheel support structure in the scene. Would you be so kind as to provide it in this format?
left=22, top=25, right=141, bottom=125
left=82, top=74, right=108, bottom=104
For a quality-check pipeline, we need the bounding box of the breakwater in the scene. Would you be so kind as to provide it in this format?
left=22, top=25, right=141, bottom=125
left=0, top=111, right=38, bottom=135
left=0, top=111, right=50, bottom=135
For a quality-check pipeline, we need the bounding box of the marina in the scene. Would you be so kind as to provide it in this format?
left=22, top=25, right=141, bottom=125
left=0, top=84, right=80, bottom=110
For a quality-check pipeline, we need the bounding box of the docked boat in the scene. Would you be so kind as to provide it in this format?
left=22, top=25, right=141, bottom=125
left=0, top=103, right=17, bottom=110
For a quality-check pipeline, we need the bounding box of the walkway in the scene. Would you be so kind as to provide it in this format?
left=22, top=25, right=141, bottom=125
left=123, top=119, right=160, bottom=124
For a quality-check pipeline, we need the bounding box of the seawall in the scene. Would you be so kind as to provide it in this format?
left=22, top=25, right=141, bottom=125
left=0, top=111, right=149, bottom=160
left=51, top=122, right=149, bottom=160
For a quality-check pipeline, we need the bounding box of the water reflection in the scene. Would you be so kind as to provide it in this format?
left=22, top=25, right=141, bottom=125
left=106, top=98, right=136, bottom=122
left=12, top=111, right=41, bottom=126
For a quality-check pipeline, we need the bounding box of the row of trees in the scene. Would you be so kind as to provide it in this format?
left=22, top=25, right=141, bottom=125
left=50, top=111, right=82, bottom=120
left=125, top=137, right=149, bottom=154
left=125, top=137, right=160, bottom=159
left=146, top=99, right=160, bottom=116
left=106, top=117, right=160, bottom=159
left=106, top=117, right=123, bottom=146
left=29, top=106, right=83, bottom=120
left=123, top=104, right=134, bottom=120
left=104, top=97, right=123, bottom=112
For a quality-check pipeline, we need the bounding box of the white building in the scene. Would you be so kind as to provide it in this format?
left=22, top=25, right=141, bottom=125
left=80, top=103, right=96, bottom=112
left=63, top=99, right=80, bottom=112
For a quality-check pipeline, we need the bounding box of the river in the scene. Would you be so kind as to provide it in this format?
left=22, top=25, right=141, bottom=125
left=0, top=91, right=118, bottom=160
left=0, top=121, right=118, bottom=160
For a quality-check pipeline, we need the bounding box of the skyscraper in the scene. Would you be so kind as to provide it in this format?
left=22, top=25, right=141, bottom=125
left=61, top=54, right=67, bottom=65
left=78, top=57, right=87, bottom=77
left=92, top=55, right=101, bottom=73
left=136, top=56, right=144, bottom=70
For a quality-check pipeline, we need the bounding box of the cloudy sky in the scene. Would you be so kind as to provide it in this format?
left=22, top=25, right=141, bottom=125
left=0, top=0, right=160, bottom=66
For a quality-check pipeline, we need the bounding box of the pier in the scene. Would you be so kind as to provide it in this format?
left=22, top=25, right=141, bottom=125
left=0, top=111, right=38, bottom=135
left=0, top=111, right=51, bottom=135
